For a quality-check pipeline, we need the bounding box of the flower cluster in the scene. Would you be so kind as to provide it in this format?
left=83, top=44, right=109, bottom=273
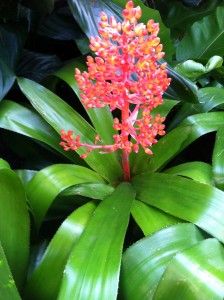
left=60, top=0, right=170, bottom=160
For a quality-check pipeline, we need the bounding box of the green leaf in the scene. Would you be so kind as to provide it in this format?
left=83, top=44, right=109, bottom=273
left=0, top=243, right=22, bottom=300
left=60, top=182, right=114, bottom=200
left=120, top=223, right=204, bottom=300
left=16, top=50, right=62, bottom=82
left=0, top=59, right=15, bottom=101
left=166, top=87, right=224, bottom=130
left=154, top=239, right=224, bottom=299
left=24, top=201, right=98, bottom=300
left=212, top=127, right=224, bottom=190
left=164, top=161, right=214, bottom=185
left=148, top=112, right=224, bottom=172
left=0, top=168, right=29, bottom=290
left=131, top=200, right=181, bottom=236
left=26, top=164, right=105, bottom=229
left=132, top=172, right=224, bottom=243
left=165, top=63, right=198, bottom=103
left=58, top=182, right=135, bottom=300
left=18, top=77, right=123, bottom=183
left=155, top=0, right=222, bottom=38
left=0, top=100, right=81, bottom=163
left=15, top=170, right=37, bottom=186
left=0, top=159, right=11, bottom=169
left=176, top=7, right=224, bottom=60
left=37, top=6, right=81, bottom=40
left=175, top=56, right=223, bottom=81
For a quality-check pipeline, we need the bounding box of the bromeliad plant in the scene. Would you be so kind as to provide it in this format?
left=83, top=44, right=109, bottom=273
left=60, top=1, right=170, bottom=182
left=1, top=0, right=224, bottom=300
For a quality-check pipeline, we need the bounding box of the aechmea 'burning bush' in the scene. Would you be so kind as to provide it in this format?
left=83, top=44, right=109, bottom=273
left=60, top=0, right=171, bottom=181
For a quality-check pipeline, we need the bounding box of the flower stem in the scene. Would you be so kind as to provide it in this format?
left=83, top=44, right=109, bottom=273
left=122, top=148, right=130, bottom=182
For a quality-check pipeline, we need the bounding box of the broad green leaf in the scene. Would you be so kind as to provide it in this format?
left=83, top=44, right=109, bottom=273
left=155, top=0, right=222, bottom=38
left=15, top=170, right=37, bottom=186
left=0, top=159, right=10, bottom=169
left=148, top=112, right=224, bottom=172
left=164, top=63, right=198, bottom=103
left=0, top=59, right=15, bottom=101
left=164, top=161, right=214, bottom=185
left=176, top=7, right=224, bottom=60
left=24, top=201, right=98, bottom=300
left=131, top=200, right=181, bottom=236
left=60, top=182, right=114, bottom=200
left=0, top=23, right=26, bottom=69
left=132, top=172, right=224, bottom=243
left=0, top=100, right=81, bottom=163
left=26, top=164, right=105, bottom=229
left=0, top=168, right=29, bottom=290
left=0, top=243, right=21, bottom=300
left=18, top=78, right=123, bottom=183
left=175, top=56, right=223, bottom=81
left=120, top=223, right=204, bottom=300
left=212, top=127, right=224, bottom=190
left=58, top=182, right=135, bottom=300
left=154, top=239, right=224, bottom=299
left=16, top=50, right=62, bottom=82
left=48, top=58, right=118, bottom=148
left=198, top=87, right=224, bottom=111
left=166, top=87, right=224, bottom=130
left=37, top=6, right=81, bottom=40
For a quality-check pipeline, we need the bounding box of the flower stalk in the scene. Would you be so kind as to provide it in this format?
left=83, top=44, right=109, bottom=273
left=60, top=0, right=171, bottom=182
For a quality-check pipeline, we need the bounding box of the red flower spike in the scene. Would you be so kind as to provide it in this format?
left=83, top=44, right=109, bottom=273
left=60, top=0, right=171, bottom=182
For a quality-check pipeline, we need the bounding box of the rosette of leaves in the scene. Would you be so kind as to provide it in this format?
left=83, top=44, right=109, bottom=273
left=0, top=0, right=224, bottom=300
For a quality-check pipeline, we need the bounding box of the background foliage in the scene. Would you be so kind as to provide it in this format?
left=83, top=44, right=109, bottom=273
left=1, top=0, right=224, bottom=299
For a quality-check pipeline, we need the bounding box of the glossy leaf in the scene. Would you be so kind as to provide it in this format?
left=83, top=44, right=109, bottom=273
left=0, top=159, right=11, bottom=169
left=148, top=112, right=224, bottom=172
left=16, top=49, right=62, bottom=82
left=0, top=100, right=80, bottom=163
left=132, top=172, right=224, bottom=242
left=212, top=127, right=224, bottom=190
left=164, top=161, right=214, bottom=185
left=37, top=6, right=81, bottom=40
left=154, top=239, right=224, bottom=299
left=15, top=170, right=37, bottom=186
left=131, top=200, right=181, bottom=236
left=24, top=201, right=98, bottom=300
left=164, top=63, right=198, bottom=103
left=175, top=56, right=223, bottom=81
left=0, top=168, right=29, bottom=290
left=18, top=77, right=123, bottom=183
left=120, top=223, right=204, bottom=300
left=167, top=87, right=224, bottom=130
left=26, top=164, right=105, bottom=229
left=60, top=182, right=114, bottom=200
left=0, top=59, right=15, bottom=101
left=176, top=7, right=224, bottom=60
left=155, top=0, right=221, bottom=38
left=58, top=182, right=135, bottom=300
left=0, top=243, right=21, bottom=300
